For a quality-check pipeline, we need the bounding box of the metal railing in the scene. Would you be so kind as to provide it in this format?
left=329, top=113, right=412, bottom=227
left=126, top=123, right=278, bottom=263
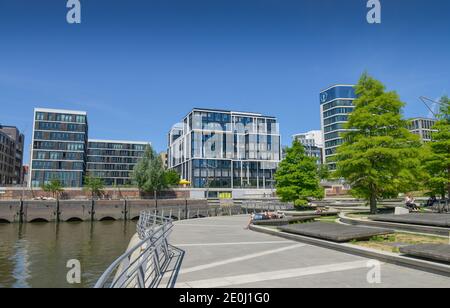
left=241, top=200, right=295, bottom=212
left=433, top=199, right=450, bottom=213
left=94, top=212, right=173, bottom=288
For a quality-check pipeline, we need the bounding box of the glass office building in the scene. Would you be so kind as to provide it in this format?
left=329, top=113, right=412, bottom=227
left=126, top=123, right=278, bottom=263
left=168, top=108, right=281, bottom=198
left=0, top=125, right=24, bottom=185
left=320, top=85, right=356, bottom=171
left=408, top=117, right=437, bottom=142
left=30, top=108, right=88, bottom=187
left=87, top=140, right=149, bottom=186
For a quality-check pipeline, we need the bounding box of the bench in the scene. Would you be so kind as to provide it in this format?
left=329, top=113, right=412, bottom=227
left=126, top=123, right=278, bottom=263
left=400, top=244, right=450, bottom=264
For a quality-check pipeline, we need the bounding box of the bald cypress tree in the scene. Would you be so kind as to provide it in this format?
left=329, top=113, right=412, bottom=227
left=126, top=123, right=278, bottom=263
left=335, top=73, right=421, bottom=214
left=422, top=96, right=450, bottom=198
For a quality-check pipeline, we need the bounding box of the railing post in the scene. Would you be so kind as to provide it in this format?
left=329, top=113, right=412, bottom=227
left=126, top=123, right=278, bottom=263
left=137, top=265, right=146, bottom=288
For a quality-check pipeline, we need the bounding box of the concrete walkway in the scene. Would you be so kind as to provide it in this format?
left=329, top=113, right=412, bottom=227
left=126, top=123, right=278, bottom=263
left=165, top=215, right=450, bottom=288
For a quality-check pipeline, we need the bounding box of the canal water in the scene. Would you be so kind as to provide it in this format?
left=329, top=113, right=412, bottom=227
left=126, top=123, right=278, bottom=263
left=0, top=220, right=137, bottom=288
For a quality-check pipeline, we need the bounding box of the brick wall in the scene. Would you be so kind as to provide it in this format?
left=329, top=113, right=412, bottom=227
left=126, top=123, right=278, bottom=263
left=0, top=187, right=190, bottom=200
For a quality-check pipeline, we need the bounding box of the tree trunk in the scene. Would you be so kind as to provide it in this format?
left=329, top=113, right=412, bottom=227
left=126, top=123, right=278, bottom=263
left=370, top=194, right=377, bottom=214
left=447, top=167, right=450, bottom=198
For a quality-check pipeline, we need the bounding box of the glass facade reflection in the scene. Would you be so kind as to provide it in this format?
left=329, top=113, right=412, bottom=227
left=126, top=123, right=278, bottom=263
left=87, top=140, right=149, bottom=186
left=168, top=109, right=281, bottom=193
left=408, top=118, right=437, bottom=142
left=320, top=85, right=356, bottom=171
left=30, top=108, right=88, bottom=187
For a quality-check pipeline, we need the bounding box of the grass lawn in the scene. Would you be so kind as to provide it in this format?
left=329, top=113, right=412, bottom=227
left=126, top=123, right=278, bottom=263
left=345, top=213, right=371, bottom=219
left=350, top=233, right=449, bottom=253
left=316, top=216, right=339, bottom=223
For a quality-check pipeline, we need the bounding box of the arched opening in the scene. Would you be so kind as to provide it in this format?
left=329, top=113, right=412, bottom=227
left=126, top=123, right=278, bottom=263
left=99, top=216, right=116, bottom=221
left=66, top=217, right=83, bottom=222
left=0, top=218, right=11, bottom=224
left=29, top=218, right=49, bottom=223
left=131, top=216, right=140, bottom=221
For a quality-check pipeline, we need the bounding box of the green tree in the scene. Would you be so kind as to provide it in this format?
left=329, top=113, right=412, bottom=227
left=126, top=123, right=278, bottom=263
left=275, top=140, right=324, bottom=207
left=132, top=145, right=168, bottom=200
left=335, top=73, right=422, bottom=214
left=84, top=176, right=105, bottom=199
left=164, top=169, right=181, bottom=187
left=318, top=164, right=330, bottom=181
left=41, top=179, right=64, bottom=199
left=421, top=96, right=450, bottom=198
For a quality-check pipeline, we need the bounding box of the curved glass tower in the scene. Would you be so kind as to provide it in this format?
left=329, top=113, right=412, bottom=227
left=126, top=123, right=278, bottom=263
left=319, top=85, right=356, bottom=171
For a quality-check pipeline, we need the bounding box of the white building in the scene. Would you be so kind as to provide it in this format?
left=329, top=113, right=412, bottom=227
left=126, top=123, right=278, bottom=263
left=292, top=130, right=323, bottom=164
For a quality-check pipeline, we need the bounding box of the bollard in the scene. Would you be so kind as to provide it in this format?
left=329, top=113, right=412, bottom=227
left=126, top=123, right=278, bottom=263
left=19, top=198, right=24, bottom=224
left=56, top=198, right=60, bottom=223
left=123, top=199, right=128, bottom=221
left=90, top=199, right=95, bottom=221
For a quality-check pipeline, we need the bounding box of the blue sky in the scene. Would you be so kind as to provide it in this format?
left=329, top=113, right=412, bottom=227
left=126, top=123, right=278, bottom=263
left=1, top=0, right=449, bottom=163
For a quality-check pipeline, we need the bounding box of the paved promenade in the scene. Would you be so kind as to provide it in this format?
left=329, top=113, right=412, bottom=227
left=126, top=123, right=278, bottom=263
left=164, top=215, right=450, bottom=288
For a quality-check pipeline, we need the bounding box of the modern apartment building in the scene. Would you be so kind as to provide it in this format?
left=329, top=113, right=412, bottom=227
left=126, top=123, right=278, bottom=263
left=292, top=130, right=323, bottom=165
left=0, top=125, right=24, bottom=185
left=160, top=152, right=168, bottom=169
left=87, top=139, right=150, bottom=186
left=168, top=108, right=281, bottom=198
left=30, top=108, right=88, bottom=188
left=408, top=117, right=437, bottom=142
left=320, top=85, right=356, bottom=171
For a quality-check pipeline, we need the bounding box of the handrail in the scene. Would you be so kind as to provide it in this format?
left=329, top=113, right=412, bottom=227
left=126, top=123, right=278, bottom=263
left=94, top=212, right=173, bottom=288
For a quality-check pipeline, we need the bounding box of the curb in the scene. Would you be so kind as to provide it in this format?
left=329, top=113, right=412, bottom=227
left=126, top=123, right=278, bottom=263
left=249, top=224, right=450, bottom=278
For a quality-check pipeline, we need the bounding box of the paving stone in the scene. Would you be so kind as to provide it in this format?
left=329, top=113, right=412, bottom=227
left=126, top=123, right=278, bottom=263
left=370, top=213, right=450, bottom=228
left=279, top=222, right=393, bottom=243
left=400, top=244, right=450, bottom=263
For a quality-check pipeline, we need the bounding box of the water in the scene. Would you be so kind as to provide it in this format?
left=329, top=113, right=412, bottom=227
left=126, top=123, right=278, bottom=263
left=0, top=220, right=137, bottom=288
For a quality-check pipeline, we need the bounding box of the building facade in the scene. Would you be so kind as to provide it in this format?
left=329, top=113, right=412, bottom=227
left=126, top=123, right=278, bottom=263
left=293, top=130, right=323, bottom=165
left=0, top=125, right=24, bottom=185
left=87, top=139, right=149, bottom=186
left=320, top=85, right=356, bottom=171
left=168, top=108, right=281, bottom=198
left=160, top=152, right=168, bottom=169
left=408, top=117, right=437, bottom=142
left=30, top=108, right=88, bottom=188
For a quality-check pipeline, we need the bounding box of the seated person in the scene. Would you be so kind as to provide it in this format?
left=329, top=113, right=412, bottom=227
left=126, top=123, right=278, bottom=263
left=405, top=194, right=419, bottom=212
left=425, top=196, right=437, bottom=207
